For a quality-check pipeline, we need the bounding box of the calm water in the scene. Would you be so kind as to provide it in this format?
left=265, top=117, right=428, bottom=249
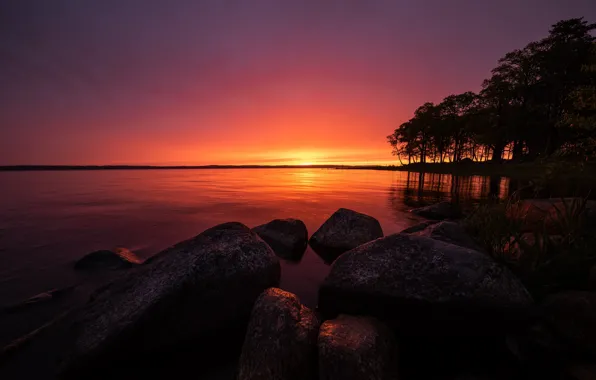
left=0, top=169, right=514, bottom=307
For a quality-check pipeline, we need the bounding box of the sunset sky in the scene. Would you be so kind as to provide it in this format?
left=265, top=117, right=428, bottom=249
left=1, top=1, right=595, bottom=166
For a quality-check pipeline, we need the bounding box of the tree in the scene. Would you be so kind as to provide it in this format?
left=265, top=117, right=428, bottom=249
left=388, top=17, right=596, bottom=164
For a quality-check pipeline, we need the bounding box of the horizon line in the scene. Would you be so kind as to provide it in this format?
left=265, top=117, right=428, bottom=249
left=0, top=164, right=401, bottom=172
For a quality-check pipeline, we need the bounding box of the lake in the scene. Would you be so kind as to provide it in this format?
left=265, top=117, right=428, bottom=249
left=0, top=168, right=516, bottom=309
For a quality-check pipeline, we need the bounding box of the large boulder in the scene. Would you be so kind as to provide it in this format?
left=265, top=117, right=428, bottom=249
left=238, top=288, right=319, bottom=380
left=309, top=208, right=383, bottom=262
left=252, top=219, right=308, bottom=261
left=0, top=222, right=280, bottom=379
left=412, top=221, right=485, bottom=252
left=319, top=233, right=533, bottom=335
left=542, top=291, right=596, bottom=356
left=74, top=247, right=142, bottom=271
left=411, top=201, right=461, bottom=220
left=318, top=315, right=398, bottom=380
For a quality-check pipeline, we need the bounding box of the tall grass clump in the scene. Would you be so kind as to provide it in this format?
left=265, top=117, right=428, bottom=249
left=464, top=194, right=596, bottom=299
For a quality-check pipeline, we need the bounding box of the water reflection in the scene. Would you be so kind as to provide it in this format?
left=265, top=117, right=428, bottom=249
left=389, top=171, right=511, bottom=212
left=0, top=168, right=590, bottom=309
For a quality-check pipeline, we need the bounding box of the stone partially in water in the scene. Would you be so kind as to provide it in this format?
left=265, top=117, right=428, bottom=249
left=309, top=208, right=383, bottom=263
left=412, top=221, right=485, bottom=252
left=252, top=218, right=308, bottom=261
left=238, top=288, right=319, bottom=380
left=0, top=222, right=280, bottom=379
left=319, top=233, right=533, bottom=335
left=318, top=315, right=398, bottom=380
left=74, top=247, right=142, bottom=271
left=411, top=201, right=461, bottom=220
left=3, top=286, right=76, bottom=314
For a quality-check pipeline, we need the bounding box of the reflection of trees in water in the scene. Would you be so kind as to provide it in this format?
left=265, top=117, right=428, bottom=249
left=388, top=172, right=594, bottom=221
left=388, top=172, right=511, bottom=217
left=508, top=177, right=595, bottom=199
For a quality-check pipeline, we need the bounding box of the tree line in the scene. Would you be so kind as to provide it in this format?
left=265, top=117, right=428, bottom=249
left=388, top=18, right=596, bottom=165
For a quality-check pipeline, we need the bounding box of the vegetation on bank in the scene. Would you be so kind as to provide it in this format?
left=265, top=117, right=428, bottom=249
left=390, top=159, right=596, bottom=181
left=388, top=18, right=596, bottom=166
left=464, top=194, right=596, bottom=299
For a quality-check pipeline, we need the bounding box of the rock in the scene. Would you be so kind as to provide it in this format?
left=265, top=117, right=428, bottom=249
left=567, top=362, right=596, bottom=380
left=411, top=201, right=461, bottom=220
left=3, top=286, right=76, bottom=314
left=505, top=322, right=571, bottom=378
left=542, top=291, right=596, bottom=356
left=589, top=265, right=596, bottom=289
left=1, top=222, right=280, bottom=379
left=412, top=221, right=485, bottom=252
left=399, top=220, right=438, bottom=234
left=309, top=208, right=383, bottom=262
left=74, top=247, right=142, bottom=271
left=252, top=219, right=308, bottom=261
left=238, top=288, right=319, bottom=380
left=318, top=315, right=398, bottom=380
left=319, top=233, right=533, bottom=335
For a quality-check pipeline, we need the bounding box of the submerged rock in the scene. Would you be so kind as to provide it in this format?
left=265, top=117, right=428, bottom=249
left=319, top=233, right=533, bottom=335
left=74, top=247, right=142, bottom=271
left=318, top=315, right=398, bottom=380
left=413, top=221, right=484, bottom=252
left=542, top=291, right=596, bottom=356
left=3, top=286, right=76, bottom=314
left=309, top=208, right=383, bottom=262
left=252, top=218, right=308, bottom=261
left=411, top=201, right=461, bottom=220
left=238, top=288, right=319, bottom=380
left=1, top=222, right=280, bottom=379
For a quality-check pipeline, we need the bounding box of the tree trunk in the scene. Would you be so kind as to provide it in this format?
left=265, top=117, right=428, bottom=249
left=491, top=142, right=505, bottom=162
left=512, top=140, right=524, bottom=161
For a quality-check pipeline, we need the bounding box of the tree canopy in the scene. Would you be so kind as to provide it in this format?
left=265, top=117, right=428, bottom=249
left=388, top=18, right=596, bottom=164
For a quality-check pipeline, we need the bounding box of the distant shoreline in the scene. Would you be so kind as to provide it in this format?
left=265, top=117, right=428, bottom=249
left=0, top=164, right=399, bottom=172
left=1, top=162, right=595, bottom=182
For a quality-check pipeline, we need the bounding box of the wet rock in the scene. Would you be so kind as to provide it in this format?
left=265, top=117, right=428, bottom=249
left=319, top=233, right=533, bottom=335
left=400, top=220, right=438, bottom=234
left=309, top=208, right=383, bottom=262
left=318, top=315, right=398, bottom=380
left=74, top=247, right=142, bottom=271
left=3, top=286, right=76, bottom=314
left=1, top=222, right=280, bottom=379
left=411, top=201, right=461, bottom=220
left=413, top=221, right=484, bottom=252
left=238, top=288, right=319, bottom=380
left=542, top=291, right=596, bottom=356
left=252, top=218, right=308, bottom=261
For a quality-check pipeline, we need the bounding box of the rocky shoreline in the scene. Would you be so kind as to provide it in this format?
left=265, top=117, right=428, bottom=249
left=1, top=203, right=595, bottom=379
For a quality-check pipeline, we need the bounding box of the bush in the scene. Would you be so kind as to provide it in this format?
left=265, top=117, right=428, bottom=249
left=464, top=195, right=596, bottom=299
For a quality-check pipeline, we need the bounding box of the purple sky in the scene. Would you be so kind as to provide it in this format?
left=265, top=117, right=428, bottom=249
left=1, top=0, right=595, bottom=165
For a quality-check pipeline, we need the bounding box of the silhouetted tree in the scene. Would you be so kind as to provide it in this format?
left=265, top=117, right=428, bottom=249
left=388, top=18, right=596, bottom=164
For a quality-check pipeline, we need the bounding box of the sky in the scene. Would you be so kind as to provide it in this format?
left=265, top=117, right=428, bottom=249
left=1, top=1, right=595, bottom=166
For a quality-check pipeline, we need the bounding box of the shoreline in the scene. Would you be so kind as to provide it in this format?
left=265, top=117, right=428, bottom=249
left=2, top=161, right=595, bottom=180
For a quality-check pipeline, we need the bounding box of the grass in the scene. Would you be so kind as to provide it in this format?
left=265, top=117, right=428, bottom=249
left=463, top=194, right=596, bottom=299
